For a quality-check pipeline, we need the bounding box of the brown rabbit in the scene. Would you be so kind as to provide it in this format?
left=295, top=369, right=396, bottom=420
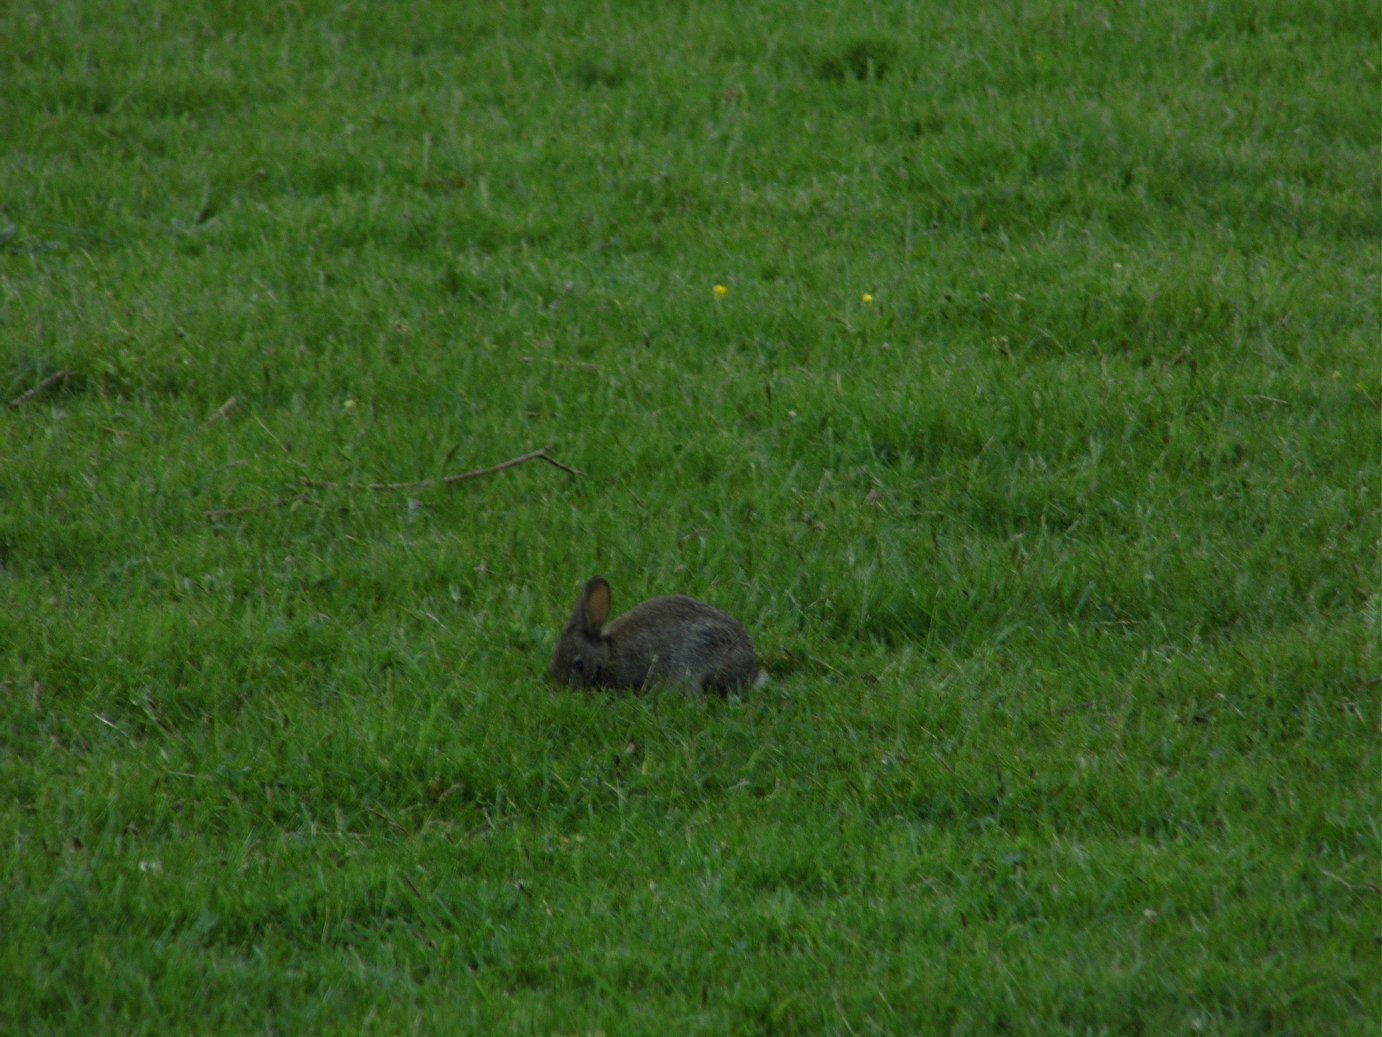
left=551, top=576, right=764, bottom=694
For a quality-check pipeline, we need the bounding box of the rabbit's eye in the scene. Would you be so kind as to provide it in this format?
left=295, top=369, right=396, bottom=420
left=571, top=658, right=585, bottom=672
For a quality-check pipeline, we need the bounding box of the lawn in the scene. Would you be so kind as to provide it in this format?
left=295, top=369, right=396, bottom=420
left=2, top=1, right=1378, bottom=1033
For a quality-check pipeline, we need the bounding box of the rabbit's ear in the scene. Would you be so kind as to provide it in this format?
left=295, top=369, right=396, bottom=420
left=578, top=576, right=612, bottom=634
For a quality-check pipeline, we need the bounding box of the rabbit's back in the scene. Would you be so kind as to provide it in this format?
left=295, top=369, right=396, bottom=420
left=607, top=596, right=760, bottom=693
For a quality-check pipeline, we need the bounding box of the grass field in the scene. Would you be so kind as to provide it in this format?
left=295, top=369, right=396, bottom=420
left=2, top=1, right=1379, bottom=1033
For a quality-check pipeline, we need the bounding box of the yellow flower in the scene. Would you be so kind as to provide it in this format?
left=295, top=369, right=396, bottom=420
left=862, top=293, right=875, bottom=304
left=713, top=283, right=729, bottom=299
left=344, top=399, right=357, bottom=410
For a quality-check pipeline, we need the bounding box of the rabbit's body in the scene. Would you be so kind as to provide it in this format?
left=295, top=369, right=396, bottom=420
left=552, top=577, right=763, bottom=694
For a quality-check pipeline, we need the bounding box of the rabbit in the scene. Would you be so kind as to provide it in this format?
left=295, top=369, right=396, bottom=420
left=551, top=576, right=765, bottom=694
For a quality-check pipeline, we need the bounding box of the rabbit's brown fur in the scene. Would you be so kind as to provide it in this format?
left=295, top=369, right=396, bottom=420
left=551, top=576, right=762, bottom=694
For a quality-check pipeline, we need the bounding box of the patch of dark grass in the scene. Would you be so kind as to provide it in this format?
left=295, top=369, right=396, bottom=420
left=813, top=36, right=899, bottom=82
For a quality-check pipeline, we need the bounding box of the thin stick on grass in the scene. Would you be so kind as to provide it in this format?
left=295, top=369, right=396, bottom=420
left=367, top=805, right=408, bottom=833
left=207, top=396, right=239, bottom=423
left=205, top=447, right=580, bottom=518
left=1320, top=868, right=1382, bottom=896
left=204, top=492, right=320, bottom=520
left=7, top=369, right=76, bottom=409
left=303, top=446, right=583, bottom=492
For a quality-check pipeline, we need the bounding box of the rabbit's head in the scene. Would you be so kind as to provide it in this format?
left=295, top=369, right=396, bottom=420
left=550, top=576, right=613, bottom=688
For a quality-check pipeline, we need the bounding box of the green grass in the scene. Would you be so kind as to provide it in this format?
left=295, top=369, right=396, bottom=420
left=2, top=1, right=1378, bottom=1033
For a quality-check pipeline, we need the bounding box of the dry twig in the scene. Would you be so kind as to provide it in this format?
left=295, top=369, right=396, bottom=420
left=304, top=447, right=583, bottom=492
left=7, top=369, right=76, bottom=409
left=1320, top=868, right=1382, bottom=896
left=205, top=447, right=580, bottom=519
left=207, top=396, right=239, bottom=423
left=204, top=492, right=320, bottom=520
